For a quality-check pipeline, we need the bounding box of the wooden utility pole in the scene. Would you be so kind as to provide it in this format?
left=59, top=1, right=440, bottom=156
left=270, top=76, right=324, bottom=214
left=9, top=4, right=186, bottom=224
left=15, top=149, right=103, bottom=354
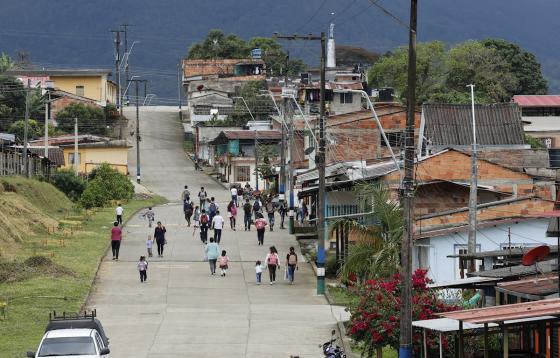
left=467, top=84, right=478, bottom=272
left=399, top=0, right=417, bottom=357
left=273, top=31, right=327, bottom=294
left=279, top=52, right=289, bottom=198
left=110, top=29, right=122, bottom=115
left=121, top=24, right=131, bottom=106
left=73, top=118, right=79, bottom=174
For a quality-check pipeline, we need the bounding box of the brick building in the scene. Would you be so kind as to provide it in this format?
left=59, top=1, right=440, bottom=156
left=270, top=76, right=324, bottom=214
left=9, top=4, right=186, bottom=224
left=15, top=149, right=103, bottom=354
left=49, top=90, right=100, bottom=123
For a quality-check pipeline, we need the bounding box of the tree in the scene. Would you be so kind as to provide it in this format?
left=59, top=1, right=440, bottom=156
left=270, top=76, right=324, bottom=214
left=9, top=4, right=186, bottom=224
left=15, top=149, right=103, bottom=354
left=50, top=168, right=86, bottom=201
left=229, top=80, right=274, bottom=124
left=446, top=40, right=518, bottom=103
left=368, top=41, right=447, bottom=104
left=347, top=269, right=458, bottom=357
left=8, top=119, right=42, bottom=141
left=337, top=45, right=380, bottom=67
left=0, top=53, right=14, bottom=74
left=56, top=103, right=107, bottom=135
left=481, top=38, right=548, bottom=95
left=0, top=75, right=45, bottom=131
left=336, top=182, right=403, bottom=282
left=79, top=163, right=134, bottom=208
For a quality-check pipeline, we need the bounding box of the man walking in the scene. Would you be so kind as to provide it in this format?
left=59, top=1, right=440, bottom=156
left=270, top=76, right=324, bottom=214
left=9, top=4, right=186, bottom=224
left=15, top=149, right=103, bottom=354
left=198, top=187, right=208, bottom=211
left=212, top=210, right=224, bottom=244
left=230, top=186, right=238, bottom=207
left=265, top=198, right=275, bottom=232
left=181, top=185, right=190, bottom=203
left=208, top=197, right=218, bottom=223
left=243, top=199, right=252, bottom=231
left=115, top=203, right=124, bottom=225
left=111, top=221, right=122, bottom=260
left=199, top=209, right=210, bottom=244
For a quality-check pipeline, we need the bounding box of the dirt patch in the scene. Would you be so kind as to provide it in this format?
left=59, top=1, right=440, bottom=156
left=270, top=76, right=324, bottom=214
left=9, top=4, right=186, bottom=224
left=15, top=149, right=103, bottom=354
left=0, top=256, right=76, bottom=283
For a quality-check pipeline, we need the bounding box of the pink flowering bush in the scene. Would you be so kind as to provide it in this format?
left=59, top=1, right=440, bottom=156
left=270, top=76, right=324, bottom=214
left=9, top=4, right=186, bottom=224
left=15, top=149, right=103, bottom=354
left=347, top=269, right=458, bottom=355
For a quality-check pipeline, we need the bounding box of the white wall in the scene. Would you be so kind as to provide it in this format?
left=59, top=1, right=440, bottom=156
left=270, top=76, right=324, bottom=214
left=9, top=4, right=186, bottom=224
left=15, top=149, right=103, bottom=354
left=414, top=219, right=554, bottom=283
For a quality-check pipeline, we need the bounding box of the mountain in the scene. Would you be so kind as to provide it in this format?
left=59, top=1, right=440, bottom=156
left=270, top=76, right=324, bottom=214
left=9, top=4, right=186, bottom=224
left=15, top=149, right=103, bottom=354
left=2, top=0, right=560, bottom=100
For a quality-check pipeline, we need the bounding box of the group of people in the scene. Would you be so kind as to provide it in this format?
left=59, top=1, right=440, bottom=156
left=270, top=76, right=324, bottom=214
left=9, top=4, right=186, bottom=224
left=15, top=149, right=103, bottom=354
left=256, top=246, right=299, bottom=285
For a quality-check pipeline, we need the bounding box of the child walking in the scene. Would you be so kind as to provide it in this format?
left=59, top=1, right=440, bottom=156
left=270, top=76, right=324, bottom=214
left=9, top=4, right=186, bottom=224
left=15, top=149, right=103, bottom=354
left=146, top=235, right=154, bottom=257
left=255, top=260, right=263, bottom=285
left=137, top=256, right=148, bottom=283
left=219, top=250, right=230, bottom=277
left=192, top=205, right=200, bottom=237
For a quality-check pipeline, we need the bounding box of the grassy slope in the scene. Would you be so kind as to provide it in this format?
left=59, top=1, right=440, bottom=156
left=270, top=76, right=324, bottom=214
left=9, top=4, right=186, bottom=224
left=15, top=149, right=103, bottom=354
left=0, top=178, right=166, bottom=357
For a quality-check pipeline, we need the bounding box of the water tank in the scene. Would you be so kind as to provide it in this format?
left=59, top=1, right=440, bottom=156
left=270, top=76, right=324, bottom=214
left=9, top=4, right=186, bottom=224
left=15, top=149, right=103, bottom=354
left=378, top=87, right=394, bottom=102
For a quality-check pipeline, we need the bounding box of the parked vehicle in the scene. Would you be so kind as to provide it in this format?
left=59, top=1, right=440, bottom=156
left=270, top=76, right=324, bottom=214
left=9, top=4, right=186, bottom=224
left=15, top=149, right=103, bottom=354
left=321, top=329, right=346, bottom=358
left=27, top=310, right=110, bottom=358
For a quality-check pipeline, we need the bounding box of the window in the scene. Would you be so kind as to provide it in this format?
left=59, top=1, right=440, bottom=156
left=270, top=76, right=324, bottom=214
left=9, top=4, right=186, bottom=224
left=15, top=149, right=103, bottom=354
left=236, top=166, right=250, bottom=182
left=381, top=131, right=404, bottom=147
left=339, top=92, right=353, bottom=104
left=68, top=153, right=81, bottom=165
left=75, top=85, right=85, bottom=97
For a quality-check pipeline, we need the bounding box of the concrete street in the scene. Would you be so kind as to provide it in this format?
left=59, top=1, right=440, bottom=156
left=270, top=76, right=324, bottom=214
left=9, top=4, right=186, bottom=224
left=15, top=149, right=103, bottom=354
left=86, top=107, right=345, bottom=358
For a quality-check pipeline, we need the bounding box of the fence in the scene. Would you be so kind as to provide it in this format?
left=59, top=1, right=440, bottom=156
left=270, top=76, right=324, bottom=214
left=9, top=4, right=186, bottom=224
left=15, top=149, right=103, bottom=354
left=0, top=148, right=52, bottom=178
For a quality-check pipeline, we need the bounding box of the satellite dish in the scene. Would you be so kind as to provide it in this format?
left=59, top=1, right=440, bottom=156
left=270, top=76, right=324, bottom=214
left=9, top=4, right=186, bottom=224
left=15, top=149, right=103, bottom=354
left=304, top=147, right=315, bottom=155
left=521, top=245, right=551, bottom=266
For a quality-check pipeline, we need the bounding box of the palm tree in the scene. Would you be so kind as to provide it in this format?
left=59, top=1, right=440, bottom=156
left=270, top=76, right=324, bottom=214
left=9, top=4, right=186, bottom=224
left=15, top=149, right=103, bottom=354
left=333, top=182, right=403, bottom=282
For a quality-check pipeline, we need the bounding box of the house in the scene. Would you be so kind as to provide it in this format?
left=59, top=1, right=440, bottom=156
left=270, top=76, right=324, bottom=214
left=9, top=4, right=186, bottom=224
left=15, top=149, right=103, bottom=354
left=186, top=80, right=235, bottom=124
left=194, top=125, right=241, bottom=164
left=59, top=139, right=130, bottom=175
left=182, top=58, right=265, bottom=84
left=48, top=89, right=101, bottom=123
left=28, top=134, right=109, bottom=147
left=209, top=129, right=281, bottom=189
left=6, top=68, right=117, bottom=106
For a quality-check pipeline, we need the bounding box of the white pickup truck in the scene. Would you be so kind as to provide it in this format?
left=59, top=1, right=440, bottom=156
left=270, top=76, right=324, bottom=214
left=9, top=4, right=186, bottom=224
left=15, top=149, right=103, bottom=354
left=27, top=310, right=110, bottom=358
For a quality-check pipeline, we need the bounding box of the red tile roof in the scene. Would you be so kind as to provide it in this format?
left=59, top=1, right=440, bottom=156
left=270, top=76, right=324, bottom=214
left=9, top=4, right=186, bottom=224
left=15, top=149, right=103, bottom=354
left=513, top=95, right=560, bottom=107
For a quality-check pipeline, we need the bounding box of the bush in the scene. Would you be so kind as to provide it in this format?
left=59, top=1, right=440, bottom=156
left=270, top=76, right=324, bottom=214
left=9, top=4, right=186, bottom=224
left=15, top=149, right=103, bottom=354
left=79, top=163, right=134, bottom=209
left=50, top=169, right=86, bottom=201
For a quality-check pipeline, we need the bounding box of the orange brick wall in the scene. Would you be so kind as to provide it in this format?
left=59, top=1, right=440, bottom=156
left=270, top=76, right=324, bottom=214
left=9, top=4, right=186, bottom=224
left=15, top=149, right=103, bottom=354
left=51, top=96, right=98, bottom=122
left=416, top=198, right=554, bottom=232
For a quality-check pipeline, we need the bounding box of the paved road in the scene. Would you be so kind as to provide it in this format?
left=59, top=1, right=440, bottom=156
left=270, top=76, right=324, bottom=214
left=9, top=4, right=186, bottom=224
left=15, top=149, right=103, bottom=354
left=87, top=107, right=344, bottom=357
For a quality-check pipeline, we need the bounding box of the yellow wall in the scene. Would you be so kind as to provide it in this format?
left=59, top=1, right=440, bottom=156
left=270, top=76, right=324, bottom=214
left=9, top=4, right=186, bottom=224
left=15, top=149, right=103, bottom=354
left=63, top=147, right=129, bottom=175
left=106, top=81, right=117, bottom=105
left=51, top=75, right=108, bottom=103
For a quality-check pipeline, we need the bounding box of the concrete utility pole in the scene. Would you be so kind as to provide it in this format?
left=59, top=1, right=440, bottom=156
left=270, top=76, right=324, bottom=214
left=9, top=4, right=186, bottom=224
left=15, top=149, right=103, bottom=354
left=467, top=84, right=477, bottom=271
left=110, top=29, right=122, bottom=114
left=74, top=117, right=79, bottom=174
left=23, top=79, right=31, bottom=177
left=44, top=87, right=50, bottom=161
left=121, top=24, right=131, bottom=106
left=273, top=31, right=327, bottom=295
left=280, top=52, right=289, bottom=198
left=399, top=0, right=417, bottom=357
left=130, top=78, right=147, bottom=183
left=178, top=60, right=182, bottom=111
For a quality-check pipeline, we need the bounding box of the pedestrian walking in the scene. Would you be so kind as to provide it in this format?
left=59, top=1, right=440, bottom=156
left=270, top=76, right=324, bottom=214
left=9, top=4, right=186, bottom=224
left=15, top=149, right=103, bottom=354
left=143, top=207, right=155, bottom=228
left=286, top=247, right=299, bottom=285
left=199, top=209, right=210, bottom=244
left=181, top=185, right=190, bottom=202
left=208, top=197, right=218, bottom=223
left=230, top=186, right=238, bottom=207
left=252, top=197, right=261, bottom=221
left=193, top=205, right=200, bottom=233
left=115, top=203, right=124, bottom=225
left=206, top=238, right=219, bottom=275
left=146, top=235, right=154, bottom=257
left=243, top=199, right=252, bottom=231
left=255, top=213, right=267, bottom=245
left=219, top=250, right=230, bottom=277
left=265, top=198, right=275, bottom=231
left=255, top=260, right=263, bottom=285
left=198, top=187, right=208, bottom=210
left=227, top=201, right=237, bottom=230
left=154, top=221, right=167, bottom=257
left=183, top=199, right=194, bottom=227
left=279, top=201, right=286, bottom=229
left=111, top=221, right=122, bottom=260
left=212, top=210, right=224, bottom=244
left=137, top=256, right=148, bottom=283
left=265, top=246, right=280, bottom=285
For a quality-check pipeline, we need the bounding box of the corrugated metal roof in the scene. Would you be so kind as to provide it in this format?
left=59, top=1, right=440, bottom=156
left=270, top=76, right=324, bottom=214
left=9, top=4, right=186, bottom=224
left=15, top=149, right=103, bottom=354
left=513, top=95, right=560, bottom=107
left=496, top=275, right=558, bottom=298
left=5, top=69, right=112, bottom=77
left=468, top=259, right=556, bottom=279
left=440, top=298, right=560, bottom=324
left=222, top=130, right=281, bottom=140
left=422, top=103, right=525, bottom=146
left=26, top=147, right=65, bottom=166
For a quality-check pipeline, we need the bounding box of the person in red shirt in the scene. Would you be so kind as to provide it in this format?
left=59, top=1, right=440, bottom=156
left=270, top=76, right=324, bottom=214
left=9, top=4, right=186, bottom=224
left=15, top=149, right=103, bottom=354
left=111, top=221, right=122, bottom=260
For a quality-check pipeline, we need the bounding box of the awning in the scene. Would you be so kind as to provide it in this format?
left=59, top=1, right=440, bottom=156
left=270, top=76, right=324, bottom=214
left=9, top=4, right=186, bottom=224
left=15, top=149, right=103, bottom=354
left=428, top=277, right=501, bottom=289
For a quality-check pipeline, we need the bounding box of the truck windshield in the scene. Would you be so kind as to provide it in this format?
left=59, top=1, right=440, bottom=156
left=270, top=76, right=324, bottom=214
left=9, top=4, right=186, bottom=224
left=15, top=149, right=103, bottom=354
left=38, top=337, right=96, bottom=356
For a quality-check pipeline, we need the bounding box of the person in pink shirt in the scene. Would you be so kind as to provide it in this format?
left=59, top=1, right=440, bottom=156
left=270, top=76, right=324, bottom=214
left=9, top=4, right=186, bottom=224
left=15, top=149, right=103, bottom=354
left=219, top=250, right=230, bottom=277
left=111, top=221, right=122, bottom=260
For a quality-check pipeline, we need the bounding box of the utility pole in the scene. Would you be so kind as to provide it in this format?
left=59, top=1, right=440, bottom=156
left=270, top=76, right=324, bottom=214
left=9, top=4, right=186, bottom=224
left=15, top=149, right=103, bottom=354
left=74, top=117, right=79, bottom=174
left=467, top=84, right=477, bottom=271
left=280, top=52, right=289, bottom=198
left=399, top=0, right=417, bottom=357
left=121, top=24, right=131, bottom=106
left=110, top=29, right=122, bottom=114
left=273, top=31, right=327, bottom=295
left=23, top=79, right=31, bottom=177
left=130, top=78, right=146, bottom=183
left=44, top=88, right=50, bottom=162
left=255, top=130, right=259, bottom=191
left=177, top=61, right=183, bottom=111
